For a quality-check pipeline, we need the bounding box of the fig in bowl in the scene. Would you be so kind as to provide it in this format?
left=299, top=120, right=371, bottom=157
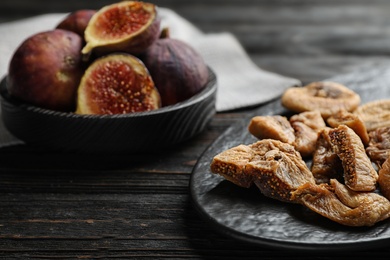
left=82, top=1, right=161, bottom=56
left=0, top=68, right=217, bottom=153
left=1, top=0, right=217, bottom=153
left=7, top=29, right=85, bottom=112
left=56, top=9, right=96, bottom=38
left=141, top=36, right=209, bottom=107
left=76, top=53, right=161, bottom=115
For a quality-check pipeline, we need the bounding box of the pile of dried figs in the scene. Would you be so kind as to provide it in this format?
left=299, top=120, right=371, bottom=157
left=211, top=81, right=390, bottom=227
left=6, top=1, right=209, bottom=114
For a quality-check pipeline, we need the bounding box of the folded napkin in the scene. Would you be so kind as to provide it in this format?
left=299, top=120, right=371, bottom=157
left=0, top=8, right=300, bottom=148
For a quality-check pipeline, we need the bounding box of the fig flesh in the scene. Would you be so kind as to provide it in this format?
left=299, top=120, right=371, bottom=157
left=7, top=29, right=84, bottom=112
left=56, top=9, right=96, bottom=38
left=76, top=53, right=161, bottom=115
left=82, top=1, right=160, bottom=55
left=141, top=38, right=209, bottom=106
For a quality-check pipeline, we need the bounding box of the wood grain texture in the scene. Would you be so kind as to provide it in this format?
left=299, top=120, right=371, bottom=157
left=1, top=0, right=390, bottom=258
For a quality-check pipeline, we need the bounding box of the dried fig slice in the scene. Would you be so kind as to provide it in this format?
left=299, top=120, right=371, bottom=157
left=353, top=99, right=390, bottom=132
left=76, top=53, right=161, bottom=115
left=328, top=125, right=378, bottom=192
left=281, top=81, right=361, bottom=119
left=82, top=1, right=160, bottom=55
left=210, top=144, right=256, bottom=188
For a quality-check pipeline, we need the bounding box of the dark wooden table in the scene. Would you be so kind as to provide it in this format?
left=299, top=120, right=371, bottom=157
left=1, top=0, right=390, bottom=258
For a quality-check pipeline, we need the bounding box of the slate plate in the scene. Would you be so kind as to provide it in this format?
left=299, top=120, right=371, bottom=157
left=190, top=62, right=390, bottom=251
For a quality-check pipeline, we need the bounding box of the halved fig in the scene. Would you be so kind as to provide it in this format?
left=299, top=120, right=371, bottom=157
left=76, top=53, right=161, bottom=115
left=311, top=128, right=344, bottom=184
left=82, top=1, right=160, bottom=55
left=281, top=81, right=361, bottom=119
left=354, top=99, right=390, bottom=132
left=328, top=125, right=378, bottom=192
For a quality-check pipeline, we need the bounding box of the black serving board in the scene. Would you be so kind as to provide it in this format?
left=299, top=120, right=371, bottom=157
left=190, top=62, right=390, bottom=251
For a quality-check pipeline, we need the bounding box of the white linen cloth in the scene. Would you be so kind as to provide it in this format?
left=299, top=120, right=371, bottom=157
left=0, top=8, right=300, bottom=148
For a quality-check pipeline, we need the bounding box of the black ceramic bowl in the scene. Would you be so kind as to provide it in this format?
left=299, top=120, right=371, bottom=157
left=0, top=69, right=217, bottom=153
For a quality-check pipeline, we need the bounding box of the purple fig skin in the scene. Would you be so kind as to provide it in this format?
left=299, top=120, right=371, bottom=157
left=141, top=38, right=209, bottom=106
left=56, top=9, right=96, bottom=39
left=7, top=29, right=84, bottom=112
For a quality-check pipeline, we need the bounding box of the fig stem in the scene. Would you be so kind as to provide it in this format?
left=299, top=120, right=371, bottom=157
left=159, top=27, right=170, bottom=39
left=81, top=42, right=93, bottom=55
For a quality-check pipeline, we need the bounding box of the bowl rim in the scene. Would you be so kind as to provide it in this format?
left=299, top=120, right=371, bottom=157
left=0, top=67, right=217, bottom=119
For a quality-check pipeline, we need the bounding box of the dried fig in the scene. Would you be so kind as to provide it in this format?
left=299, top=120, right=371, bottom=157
left=328, top=125, right=378, bottom=192
left=82, top=1, right=160, bottom=55
left=366, top=126, right=390, bottom=168
left=210, top=139, right=315, bottom=203
left=76, top=53, right=161, bottom=115
left=248, top=115, right=295, bottom=144
left=7, top=29, right=84, bottom=112
left=327, top=109, right=369, bottom=146
left=281, top=81, right=361, bottom=119
left=353, top=99, right=390, bottom=131
left=378, top=156, right=390, bottom=200
left=311, top=128, right=344, bottom=184
left=292, top=179, right=390, bottom=227
left=141, top=38, right=209, bottom=106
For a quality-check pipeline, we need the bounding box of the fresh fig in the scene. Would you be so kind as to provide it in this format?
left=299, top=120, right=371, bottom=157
left=82, top=1, right=160, bottom=56
left=56, top=9, right=96, bottom=38
left=141, top=38, right=209, bottom=106
left=7, top=29, right=84, bottom=112
left=76, top=53, right=161, bottom=115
